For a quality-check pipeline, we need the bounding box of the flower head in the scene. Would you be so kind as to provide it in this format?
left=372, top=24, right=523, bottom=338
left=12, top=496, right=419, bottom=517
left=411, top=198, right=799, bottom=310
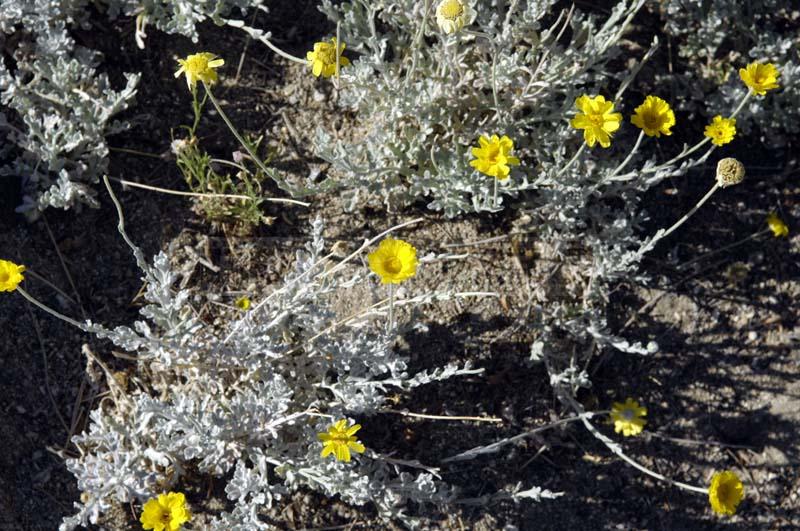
left=704, top=116, right=737, bottom=146
left=630, top=95, right=675, bottom=137
left=739, top=61, right=780, bottom=96
left=174, top=52, right=224, bottom=90
left=435, top=0, right=476, bottom=35
left=469, top=134, right=520, bottom=180
left=570, top=95, right=623, bottom=148
left=0, top=260, right=25, bottom=292
left=716, top=157, right=745, bottom=188
left=306, top=38, right=350, bottom=78
left=610, top=398, right=647, bottom=437
left=140, top=492, right=190, bottom=531
left=709, top=470, right=744, bottom=516
left=318, top=419, right=366, bottom=462
left=766, top=213, right=789, bottom=238
left=368, top=238, right=418, bottom=284
left=235, top=296, right=251, bottom=311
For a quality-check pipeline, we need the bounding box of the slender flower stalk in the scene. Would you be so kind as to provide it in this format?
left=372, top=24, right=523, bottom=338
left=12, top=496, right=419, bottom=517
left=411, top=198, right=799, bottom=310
left=609, top=130, right=644, bottom=177
left=658, top=183, right=721, bottom=242
left=203, top=86, right=287, bottom=191
left=388, top=284, right=396, bottom=332
left=555, top=143, right=586, bottom=179
left=637, top=159, right=745, bottom=258
left=17, top=286, right=88, bottom=331
left=676, top=230, right=769, bottom=271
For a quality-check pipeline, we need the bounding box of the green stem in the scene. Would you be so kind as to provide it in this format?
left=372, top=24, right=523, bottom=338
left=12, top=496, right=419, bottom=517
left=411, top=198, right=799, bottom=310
left=204, top=85, right=285, bottom=190
left=190, top=87, right=208, bottom=137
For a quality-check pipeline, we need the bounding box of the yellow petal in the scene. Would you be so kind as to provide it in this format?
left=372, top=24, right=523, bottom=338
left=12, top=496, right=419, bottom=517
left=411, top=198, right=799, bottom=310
left=348, top=441, right=366, bottom=454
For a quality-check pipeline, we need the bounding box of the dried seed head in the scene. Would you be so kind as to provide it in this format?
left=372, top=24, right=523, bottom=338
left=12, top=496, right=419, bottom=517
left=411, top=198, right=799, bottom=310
left=716, top=157, right=745, bottom=188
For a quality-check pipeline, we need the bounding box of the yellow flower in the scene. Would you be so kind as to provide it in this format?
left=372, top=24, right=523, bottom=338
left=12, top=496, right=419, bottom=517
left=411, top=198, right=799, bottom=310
left=469, top=134, right=520, bottom=180
left=739, top=61, right=780, bottom=96
left=570, top=95, right=623, bottom=148
left=306, top=38, right=350, bottom=78
left=610, top=398, right=647, bottom=437
left=708, top=470, right=744, bottom=516
left=0, top=259, right=25, bottom=292
left=766, top=213, right=789, bottom=238
left=704, top=116, right=737, bottom=146
left=367, top=238, right=418, bottom=284
left=234, top=296, right=251, bottom=311
left=174, top=52, right=225, bottom=90
left=630, top=95, right=675, bottom=137
left=435, top=0, right=476, bottom=35
left=140, top=492, right=191, bottom=531
left=318, top=419, right=366, bottom=462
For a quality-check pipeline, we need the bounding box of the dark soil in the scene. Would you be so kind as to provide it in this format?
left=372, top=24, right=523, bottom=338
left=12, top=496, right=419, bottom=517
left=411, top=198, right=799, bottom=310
left=1, top=2, right=798, bottom=530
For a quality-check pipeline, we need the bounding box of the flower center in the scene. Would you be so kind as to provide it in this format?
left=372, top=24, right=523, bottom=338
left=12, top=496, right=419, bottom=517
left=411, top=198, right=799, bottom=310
left=588, top=114, right=604, bottom=128
left=384, top=257, right=403, bottom=274
left=186, top=56, right=209, bottom=74
left=643, top=113, right=660, bottom=130
left=0, top=272, right=8, bottom=283
left=161, top=510, right=172, bottom=524
left=439, top=0, right=464, bottom=20
left=318, top=46, right=337, bottom=65
left=621, top=409, right=634, bottom=420
left=485, top=146, right=501, bottom=164
left=718, top=483, right=733, bottom=503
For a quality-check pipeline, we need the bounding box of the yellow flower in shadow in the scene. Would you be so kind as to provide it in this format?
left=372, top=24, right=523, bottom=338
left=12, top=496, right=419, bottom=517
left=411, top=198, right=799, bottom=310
left=0, top=259, right=25, bottom=292
left=174, top=52, right=225, bottom=90
left=610, top=397, right=647, bottom=437
left=709, top=470, right=744, bottom=516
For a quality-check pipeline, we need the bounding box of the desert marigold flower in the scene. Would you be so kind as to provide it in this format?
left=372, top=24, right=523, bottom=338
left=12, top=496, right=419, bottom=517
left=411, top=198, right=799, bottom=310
left=766, top=213, right=789, bottom=238
left=306, top=38, right=350, bottom=78
left=704, top=116, right=737, bottom=146
left=610, top=398, right=647, bottom=437
left=140, top=491, right=191, bottom=531
left=234, top=296, right=251, bottom=311
left=435, top=0, right=476, bottom=35
left=570, top=95, right=623, bottom=148
left=716, top=157, right=745, bottom=188
left=0, top=259, right=25, bottom=292
left=739, top=61, right=780, bottom=96
left=174, top=52, right=224, bottom=90
left=318, top=419, right=366, bottom=462
left=630, top=95, right=676, bottom=137
left=708, top=470, right=744, bottom=516
left=367, top=238, right=418, bottom=284
left=469, top=134, right=521, bottom=180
